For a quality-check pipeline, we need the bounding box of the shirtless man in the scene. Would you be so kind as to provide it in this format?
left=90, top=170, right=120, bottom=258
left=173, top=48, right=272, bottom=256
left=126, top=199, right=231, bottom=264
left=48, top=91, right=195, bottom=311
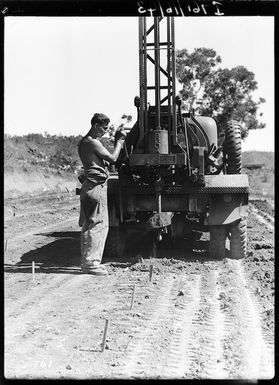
left=78, top=113, right=126, bottom=275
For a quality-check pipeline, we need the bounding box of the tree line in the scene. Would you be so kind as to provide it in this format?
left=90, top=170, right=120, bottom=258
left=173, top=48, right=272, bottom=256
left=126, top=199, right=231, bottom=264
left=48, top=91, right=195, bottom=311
left=176, top=47, right=265, bottom=138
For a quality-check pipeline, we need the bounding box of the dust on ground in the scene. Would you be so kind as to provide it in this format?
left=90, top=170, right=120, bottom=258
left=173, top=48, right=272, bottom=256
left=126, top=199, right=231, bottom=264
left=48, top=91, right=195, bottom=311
left=4, top=191, right=274, bottom=380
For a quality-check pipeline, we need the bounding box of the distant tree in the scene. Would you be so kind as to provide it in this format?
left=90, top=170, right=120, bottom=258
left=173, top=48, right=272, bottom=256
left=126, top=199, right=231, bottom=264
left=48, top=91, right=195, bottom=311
left=176, top=48, right=265, bottom=138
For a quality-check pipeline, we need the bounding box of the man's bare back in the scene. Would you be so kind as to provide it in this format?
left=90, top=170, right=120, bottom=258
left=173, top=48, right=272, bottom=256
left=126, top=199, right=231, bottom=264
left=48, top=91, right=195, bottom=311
left=78, top=112, right=127, bottom=175
left=78, top=136, right=107, bottom=171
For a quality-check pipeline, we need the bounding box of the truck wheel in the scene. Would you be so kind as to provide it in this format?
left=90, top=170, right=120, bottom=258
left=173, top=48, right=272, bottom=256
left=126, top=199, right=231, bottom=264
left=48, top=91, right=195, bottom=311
left=228, top=218, right=247, bottom=259
left=223, top=120, right=242, bottom=174
left=209, top=225, right=227, bottom=259
left=171, top=214, right=186, bottom=242
left=104, top=227, right=125, bottom=259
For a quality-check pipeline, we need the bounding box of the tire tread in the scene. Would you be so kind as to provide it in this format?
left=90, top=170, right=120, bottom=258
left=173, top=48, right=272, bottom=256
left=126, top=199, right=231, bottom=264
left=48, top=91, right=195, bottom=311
left=224, top=120, right=242, bottom=174
left=209, top=225, right=227, bottom=259
left=229, top=218, right=247, bottom=259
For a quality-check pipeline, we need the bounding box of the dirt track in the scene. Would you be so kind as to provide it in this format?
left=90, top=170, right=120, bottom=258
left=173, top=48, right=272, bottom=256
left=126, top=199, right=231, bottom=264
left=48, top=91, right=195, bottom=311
left=4, top=192, right=274, bottom=380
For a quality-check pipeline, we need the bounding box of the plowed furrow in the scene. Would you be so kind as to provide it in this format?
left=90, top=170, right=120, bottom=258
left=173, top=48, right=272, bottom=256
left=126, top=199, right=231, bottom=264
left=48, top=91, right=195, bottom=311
left=5, top=274, right=73, bottom=319
left=5, top=274, right=124, bottom=378
left=161, top=275, right=201, bottom=379
left=5, top=275, right=91, bottom=338
left=185, top=268, right=227, bottom=379
left=115, top=276, right=175, bottom=378
left=220, top=259, right=274, bottom=379
left=249, top=205, right=274, bottom=230
left=115, top=275, right=201, bottom=379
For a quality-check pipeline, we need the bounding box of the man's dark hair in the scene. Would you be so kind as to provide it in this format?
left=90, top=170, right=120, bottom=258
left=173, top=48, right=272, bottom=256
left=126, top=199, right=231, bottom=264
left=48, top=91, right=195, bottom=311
left=91, top=113, right=110, bottom=126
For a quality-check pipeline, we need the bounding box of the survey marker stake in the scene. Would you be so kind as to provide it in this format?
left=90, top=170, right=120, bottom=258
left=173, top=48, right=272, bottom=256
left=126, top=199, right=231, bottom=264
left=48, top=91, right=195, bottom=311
left=32, top=261, right=35, bottom=282
left=101, top=319, right=109, bottom=352
left=149, top=264, right=153, bottom=282
left=130, top=284, right=136, bottom=310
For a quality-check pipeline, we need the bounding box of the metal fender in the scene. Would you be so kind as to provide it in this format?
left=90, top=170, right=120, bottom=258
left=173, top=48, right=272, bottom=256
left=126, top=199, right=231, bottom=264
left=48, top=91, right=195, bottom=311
left=207, top=193, right=249, bottom=226
left=194, top=116, right=218, bottom=148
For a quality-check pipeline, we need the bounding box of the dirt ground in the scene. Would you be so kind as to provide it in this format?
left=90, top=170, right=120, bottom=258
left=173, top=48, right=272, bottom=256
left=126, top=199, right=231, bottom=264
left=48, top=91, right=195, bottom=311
left=4, top=190, right=274, bottom=380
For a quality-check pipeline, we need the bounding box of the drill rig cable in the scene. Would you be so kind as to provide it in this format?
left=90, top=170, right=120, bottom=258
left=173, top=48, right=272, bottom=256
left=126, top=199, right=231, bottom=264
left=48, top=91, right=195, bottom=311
left=178, top=104, right=191, bottom=176
left=183, top=119, right=191, bottom=176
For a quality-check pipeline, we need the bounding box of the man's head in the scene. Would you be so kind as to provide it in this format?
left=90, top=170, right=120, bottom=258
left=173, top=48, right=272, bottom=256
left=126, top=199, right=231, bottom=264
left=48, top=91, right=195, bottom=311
left=91, top=113, right=110, bottom=137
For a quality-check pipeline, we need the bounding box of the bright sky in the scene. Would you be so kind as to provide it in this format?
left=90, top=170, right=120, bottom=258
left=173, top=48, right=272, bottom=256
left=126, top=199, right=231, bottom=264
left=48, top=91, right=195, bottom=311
left=4, top=16, right=274, bottom=151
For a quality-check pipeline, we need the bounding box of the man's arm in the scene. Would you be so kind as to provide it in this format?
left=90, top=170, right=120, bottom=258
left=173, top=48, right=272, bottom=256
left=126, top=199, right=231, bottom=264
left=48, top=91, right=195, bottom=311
left=91, top=138, right=124, bottom=164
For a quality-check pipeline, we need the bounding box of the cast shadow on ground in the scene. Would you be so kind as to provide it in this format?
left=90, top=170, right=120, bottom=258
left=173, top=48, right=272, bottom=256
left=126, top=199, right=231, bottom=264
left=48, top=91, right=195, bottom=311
left=4, top=230, right=226, bottom=275
left=5, top=231, right=82, bottom=275
left=4, top=230, right=135, bottom=275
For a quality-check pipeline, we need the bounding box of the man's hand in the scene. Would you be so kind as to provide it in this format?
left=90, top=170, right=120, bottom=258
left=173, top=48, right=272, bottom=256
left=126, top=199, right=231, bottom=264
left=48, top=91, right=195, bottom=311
left=114, top=127, right=127, bottom=144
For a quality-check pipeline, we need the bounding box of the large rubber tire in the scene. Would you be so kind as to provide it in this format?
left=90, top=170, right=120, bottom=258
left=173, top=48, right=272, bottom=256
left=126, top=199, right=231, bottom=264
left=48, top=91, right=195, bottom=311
left=171, top=214, right=186, bottom=242
left=228, top=218, right=247, bottom=259
left=209, top=225, right=227, bottom=259
left=104, top=227, right=125, bottom=259
left=223, top=120, right=242, bottom=174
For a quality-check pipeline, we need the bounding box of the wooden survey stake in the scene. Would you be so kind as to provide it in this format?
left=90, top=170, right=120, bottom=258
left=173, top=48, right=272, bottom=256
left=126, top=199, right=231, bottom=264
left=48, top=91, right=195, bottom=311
left=101, top=319, right=109, bottom=352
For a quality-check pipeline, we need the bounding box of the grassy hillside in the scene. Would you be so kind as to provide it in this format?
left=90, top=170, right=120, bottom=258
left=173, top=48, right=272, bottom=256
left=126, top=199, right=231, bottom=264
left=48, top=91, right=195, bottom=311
left=242, top=151, right=274, bottom=169
left=4, top=133, right=82, bottom=198
left=4, top=133, right=83, bottom=173
left=242, top=151, right=274, bottom=198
